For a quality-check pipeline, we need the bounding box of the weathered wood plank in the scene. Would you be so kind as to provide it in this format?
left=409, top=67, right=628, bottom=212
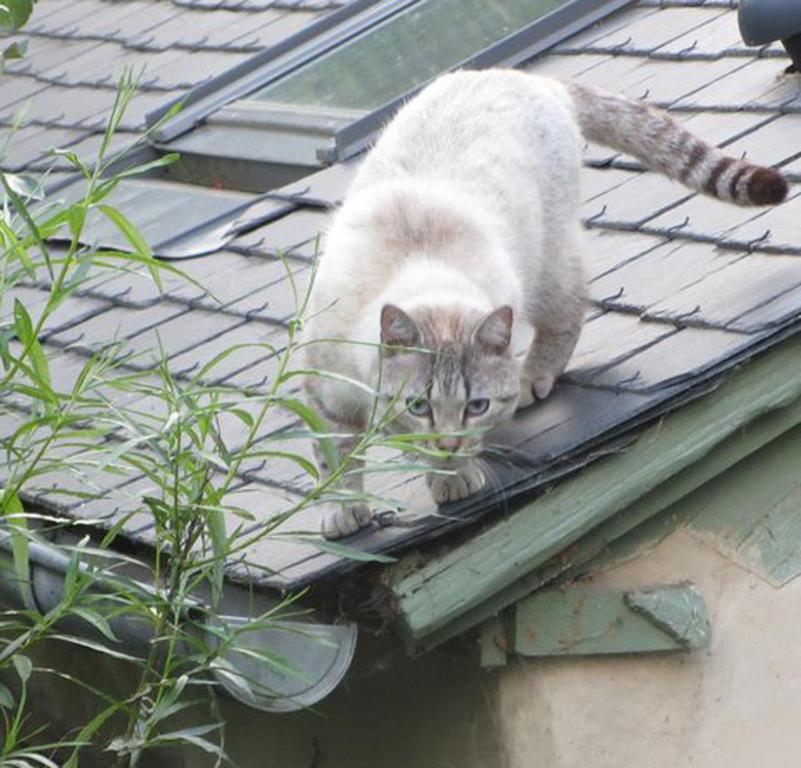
left=410, top=391, right=801, bottom=652
left=687, top=423, right=801, bottom=587
left=511, top=583, right=709, bottom=657
left=390, top=333, right=801, bottom=647
left=479, top=615, right=508, bottom=668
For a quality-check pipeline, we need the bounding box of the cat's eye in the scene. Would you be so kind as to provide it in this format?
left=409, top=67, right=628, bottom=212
left=465, top=398, right=490, bottom=416
left=406, top=396, right=432, bottom=418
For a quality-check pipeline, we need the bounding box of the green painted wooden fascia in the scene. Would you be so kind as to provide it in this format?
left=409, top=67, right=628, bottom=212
left=481, top=582, right=710, bottom=661
left=389, top=333, right=801, bottom=650
left=432, top=391, right=801, bottom=654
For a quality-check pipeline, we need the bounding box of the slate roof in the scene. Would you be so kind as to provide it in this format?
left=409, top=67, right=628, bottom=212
left=3, top=0, right=801, bottom=596
left=0, top=0, right=337, bottom=177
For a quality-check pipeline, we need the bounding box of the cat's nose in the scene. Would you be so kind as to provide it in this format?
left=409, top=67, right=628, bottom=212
left=435, top=436, right=461, bottom=452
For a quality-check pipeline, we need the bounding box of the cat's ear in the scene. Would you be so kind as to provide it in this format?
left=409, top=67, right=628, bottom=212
left=381, top=304, right=420, bottom=348
left=475, top=306, right=513, bottom=355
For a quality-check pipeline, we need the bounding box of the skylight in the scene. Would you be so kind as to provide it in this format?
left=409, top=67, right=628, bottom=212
left=251, top=0, right=567, bottom=112
left=152, top=0, right=630, bottom=188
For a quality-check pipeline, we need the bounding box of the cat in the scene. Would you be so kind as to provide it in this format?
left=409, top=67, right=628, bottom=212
left=303, top=69, right=788, bottom=539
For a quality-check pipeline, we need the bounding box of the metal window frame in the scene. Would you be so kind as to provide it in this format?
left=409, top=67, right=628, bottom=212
left=150, top=0, right=634, bottom=170
left=149, top=0, right=418, bottom=143
left=322, top=0, right=634, bottom=163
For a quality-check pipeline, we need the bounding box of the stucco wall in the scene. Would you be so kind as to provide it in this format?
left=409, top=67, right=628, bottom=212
left=494, top=528, right=801, bottom=768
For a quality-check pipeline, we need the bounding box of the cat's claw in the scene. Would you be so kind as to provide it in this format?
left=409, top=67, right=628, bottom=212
left=427, top=461, right=486, bottom=504
left=322, top=504, right=373, bottom=539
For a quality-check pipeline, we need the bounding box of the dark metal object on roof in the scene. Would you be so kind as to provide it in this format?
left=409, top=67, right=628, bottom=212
left=739, top=0, right=801, bottom=72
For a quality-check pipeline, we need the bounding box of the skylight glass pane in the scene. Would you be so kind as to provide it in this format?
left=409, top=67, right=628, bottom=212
left=251, top=0, right=567, bottom=112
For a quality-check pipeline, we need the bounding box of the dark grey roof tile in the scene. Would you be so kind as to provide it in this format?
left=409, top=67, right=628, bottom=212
left=219, top=484, right=318, bottom=586
left=590, top=239, right=744, bottom=311
left=45, top=302, right=188, bottom=354
left=0, top=76, right=51, bottom=119
left=35, top=42, right=156, bottom=89
left=574, top=325, right=757, bottom=392
left=230, top=9, right=320, bottom=49
left=676, top=110, right=778, bottom=149
left=274, top=158, right=360, bottom=207
left=145, top=49, right=252, bottom=90
left=673, top=58, right=800, bottom=111
left=2, top=284, right=50, bottom=326
left=732, top=283, right=801, bottom=331
left=566, top=311, right=676, bottom=380
left=551, top=6, right=660, bottom=51
left=232, top=208, right=328, bottom=257
left=192, top=8, right=290, bottom=48
left=2, top=125, right=89, bottom=171
left=167, top=319, right=287, bottom=382
left=644, top=252, right=801, bottom=331
left=721, top=114, right=801, bottom=168
left=4, top=284, right=112, bottom=338
left=571, top=55, right=750, bottom=106
left=724, top=189, right=801, bottom=251
left=524, top=51, right=611, bottom=81
left=125, top=8, right=253, bottom=50
left=87, top=1, right=185, bottom=42
left=565, top=6, right=728, bottom=55
left=580, top=166, right=633, bottom=202
left=245, top=429, right=317, bottom=491
left=656, top=7, right=752, bottom=57
left=226, top=265, right=310, bottom=322
left=183, top=255, right=305, bottom=311
left=2, top=37, right=102, bottom=75
left=50, top=176, right=253, bottom=253
left=27, top=0, right=105, bottom=34
left=582, top=170, right=692, bottom=226
left=502, top=385, right=656, bottom=465
left=0, top=83, right=116, bottom=129
left=584, top=228, right=667, bottom=280
left=644, top=190, right=776, bottom=241
left=121, top=307, right=245, bottom=366
left=69, top=474, right=157, bottom=531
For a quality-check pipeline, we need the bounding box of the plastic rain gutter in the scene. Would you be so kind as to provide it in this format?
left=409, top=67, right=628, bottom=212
left=0, top=529, right=357, bottom=713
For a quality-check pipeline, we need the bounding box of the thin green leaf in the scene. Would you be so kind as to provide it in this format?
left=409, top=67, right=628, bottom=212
left=3, top=492, right=33, bottom=609
left=71, top=607, right=119, bottom=643
left=12, top=654, right=32, bottom=684
left=1, top=171, right=52, bottom=278
left=285, top=535, right=396, bottom=563
left=0, top=682, right=14, bottom=709
left=206, top=507, right=226, bottom=607
left=2, top=39, right=27, bottom=61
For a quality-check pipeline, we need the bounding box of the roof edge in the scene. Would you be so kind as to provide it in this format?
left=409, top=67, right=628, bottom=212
left=388, top=330, right=801, bottom=652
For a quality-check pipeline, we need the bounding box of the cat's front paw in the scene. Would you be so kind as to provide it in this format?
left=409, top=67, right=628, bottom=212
left=321, top=503, right=373, bottom=539
left=517, top=372, right=556, bottom=410
left=427, top=461, right=486, bottom=504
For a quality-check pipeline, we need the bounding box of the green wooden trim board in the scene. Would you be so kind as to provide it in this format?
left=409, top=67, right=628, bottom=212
left=505, top=583, right=710, bottom=659
left=390, top=334, right=801, bottom=650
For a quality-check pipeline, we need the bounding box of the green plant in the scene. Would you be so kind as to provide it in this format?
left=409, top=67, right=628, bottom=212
left=0, top=66, right=415, bottom=765
left=0, top=0, right=35, bottom=71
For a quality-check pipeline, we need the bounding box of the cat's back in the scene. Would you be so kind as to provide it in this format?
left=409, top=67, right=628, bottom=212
left=354, top=69, right=579, bottom=189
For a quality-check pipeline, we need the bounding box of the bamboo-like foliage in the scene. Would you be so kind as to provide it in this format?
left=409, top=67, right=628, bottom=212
left=0, top=57, right=421, bottom=766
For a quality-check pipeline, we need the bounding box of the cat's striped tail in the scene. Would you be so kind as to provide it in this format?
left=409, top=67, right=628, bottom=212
left=567, top=82, right=788, bottom=207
